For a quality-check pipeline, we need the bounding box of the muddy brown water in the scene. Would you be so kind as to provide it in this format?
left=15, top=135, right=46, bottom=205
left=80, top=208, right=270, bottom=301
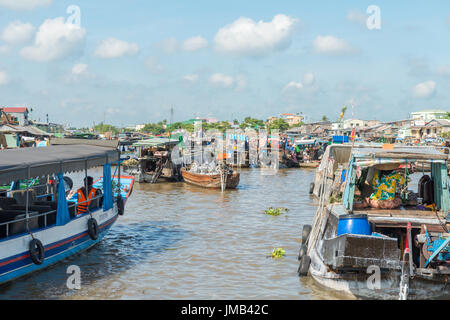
left=0, top=168, right=351, bottom=300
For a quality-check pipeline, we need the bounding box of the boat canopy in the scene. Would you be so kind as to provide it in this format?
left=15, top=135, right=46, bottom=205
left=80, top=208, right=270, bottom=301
left=132, top=137, right=179, bottom=148
left=351, top=146, right=448, bottom=167
left=342, top=146, right=449, bottom=215
left=0, top=145, right=119, bottom=184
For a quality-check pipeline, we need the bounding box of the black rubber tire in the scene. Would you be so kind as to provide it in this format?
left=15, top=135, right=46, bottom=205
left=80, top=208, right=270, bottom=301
left=87, top=218, right=99, bottom=240
left=117, top=194, right=124, bottom=216
left=29, top=239, right=45, bottom=265
left=302, top=224, right=312, bottom=243
left=298, top=244, right=307, bottom=261
left=309, top=182, right=315, bottom=194
left=298, top=255, right=311, bottom=276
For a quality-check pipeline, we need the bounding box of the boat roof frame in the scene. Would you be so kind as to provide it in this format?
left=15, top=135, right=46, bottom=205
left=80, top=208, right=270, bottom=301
left=0, top=144, right=119, bottom=184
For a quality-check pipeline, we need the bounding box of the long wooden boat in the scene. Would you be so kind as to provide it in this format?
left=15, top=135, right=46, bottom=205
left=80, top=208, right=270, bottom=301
left=181, top=168, right=240, bottom=189
left=299, top=145, right=450, bottom=300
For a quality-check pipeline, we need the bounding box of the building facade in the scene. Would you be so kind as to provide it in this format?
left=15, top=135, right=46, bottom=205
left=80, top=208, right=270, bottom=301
left=410, top=109, right=448, bottom=122
left=0, top=107, right=29, bottom=126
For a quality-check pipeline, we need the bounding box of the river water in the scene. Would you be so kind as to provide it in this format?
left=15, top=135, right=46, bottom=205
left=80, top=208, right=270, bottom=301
left=0, top=168, right=350, bottom=300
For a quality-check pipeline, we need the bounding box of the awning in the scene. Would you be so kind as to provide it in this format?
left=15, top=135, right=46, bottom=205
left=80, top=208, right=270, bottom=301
left=0, top=145, right=119, bottom=184
left=132, top=137, right=179, bottom=147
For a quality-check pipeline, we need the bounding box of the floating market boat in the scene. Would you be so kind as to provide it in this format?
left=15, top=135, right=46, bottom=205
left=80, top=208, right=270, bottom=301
left=299, top=145, right=450, bottom=300
left=0, top=145, right=134, bottom=285
left=181, top=166, right=240, bottom=190
left=127, top=137, right=182, bottom=183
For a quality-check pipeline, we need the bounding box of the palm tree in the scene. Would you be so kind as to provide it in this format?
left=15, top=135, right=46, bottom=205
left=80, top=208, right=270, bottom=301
left=340, top=106, right=347, bottom=121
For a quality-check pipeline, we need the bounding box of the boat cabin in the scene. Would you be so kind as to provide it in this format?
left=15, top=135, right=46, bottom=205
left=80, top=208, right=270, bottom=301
left=131, top=137, right=181, bottom=183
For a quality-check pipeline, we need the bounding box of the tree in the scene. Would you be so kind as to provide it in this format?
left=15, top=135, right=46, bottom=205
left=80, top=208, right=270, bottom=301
left=94, top=122, right=119, bottom=135
left=340, top=106, right=347, bottom=121
left=268, top=118, right=290, bottom=132
left=322, top=115, right=329, bottom=122
left=239, top=117, right=265, bottom=129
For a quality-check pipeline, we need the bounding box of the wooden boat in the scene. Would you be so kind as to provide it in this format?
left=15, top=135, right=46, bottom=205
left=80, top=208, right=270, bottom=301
left=181, top=168, right=240, bottom=189
left=299, top=145, right=450, bottom=300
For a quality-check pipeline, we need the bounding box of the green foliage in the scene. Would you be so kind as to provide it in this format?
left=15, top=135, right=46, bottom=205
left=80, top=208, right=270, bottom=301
left=239, top=117, right=265, bottom=130
left=268, top=118, right=290, bottom=132
left=264, top=207, right=289, bottom=216
left=271, top=248, right=286, bottom=259
left=140, top=122, right=166, bottom=135
left=203, top=121, right=232, bottom=132
left=94, top=122, right=120, bottom=135
left=322, top=115, right=329, bottom=122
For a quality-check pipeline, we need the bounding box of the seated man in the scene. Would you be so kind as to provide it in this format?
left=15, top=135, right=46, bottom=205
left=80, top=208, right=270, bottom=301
left=76, top=176, right=102, bottom=215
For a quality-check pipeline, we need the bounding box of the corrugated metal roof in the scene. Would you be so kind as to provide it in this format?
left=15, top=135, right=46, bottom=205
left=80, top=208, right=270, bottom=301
left=132, top=137, right=179, bottom=147
left=1, top=107, right=28, bottom=113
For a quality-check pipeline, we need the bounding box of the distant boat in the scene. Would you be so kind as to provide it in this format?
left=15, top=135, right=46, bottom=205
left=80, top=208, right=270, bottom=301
left=181, top=167, right=240, bottom=189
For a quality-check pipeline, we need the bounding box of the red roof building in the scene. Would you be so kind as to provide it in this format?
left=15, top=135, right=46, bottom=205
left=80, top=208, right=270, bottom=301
left=1, top=107, right=28, bottom=113
left=0, top=107, right=29, bottom=125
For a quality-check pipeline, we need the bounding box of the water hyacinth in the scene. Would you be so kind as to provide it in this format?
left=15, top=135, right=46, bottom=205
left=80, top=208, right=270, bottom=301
left=264, top=207, right=289, bottom=216
left=271, top=248, right=286, bottom=259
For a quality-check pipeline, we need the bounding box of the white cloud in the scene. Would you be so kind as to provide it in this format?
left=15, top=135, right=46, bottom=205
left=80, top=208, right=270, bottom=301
left=214, top=14, right=298, bottom=57
left=0, top=70, right=9, bottom=85
left=182, top=36, right=208, bottom=52
left=183, top=74, right=199, bottom=82
left=303, top=72, right=315, bottom=86
left=235, top=75, right=248, bottom=90
left=0, top=0, right=51, bottom=10
left=145, top=56, right=164, bottom=74
left=71, top=63, right=87, bottom=75
left=156, top=37, right=179, bottom=54
left=94, top=37, right=139, bottom=59
left=20, top=17, right=86, bottom=62
left=209, top=73, right=234, bottom=88
left=412, top=81, right=436, bottom=99
left=283, top=73, right=316, bottom=93
left=283, top=81, right=303, bottom=92
left=312, top=35, right=355, bottom=55
left=347, top=10, right=367, bottom=27
left=1, top=21, right=35, bottom=45
left=0, top=45, right=10, bottom=54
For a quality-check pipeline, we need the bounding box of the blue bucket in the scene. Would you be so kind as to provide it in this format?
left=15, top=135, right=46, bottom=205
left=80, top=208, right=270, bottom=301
left=337, top=214, right=372, bottom=236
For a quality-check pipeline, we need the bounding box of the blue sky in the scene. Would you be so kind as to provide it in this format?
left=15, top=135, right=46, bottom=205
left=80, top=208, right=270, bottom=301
left=0, top=0, right=449, bottom=127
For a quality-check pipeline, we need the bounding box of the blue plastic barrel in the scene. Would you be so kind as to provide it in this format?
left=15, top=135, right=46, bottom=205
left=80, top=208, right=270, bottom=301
left=337, top=214, right=372, bottom=236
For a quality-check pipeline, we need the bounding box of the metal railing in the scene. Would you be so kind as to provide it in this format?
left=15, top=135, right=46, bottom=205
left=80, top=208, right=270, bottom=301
left=0, top=193, right=105, bottom=240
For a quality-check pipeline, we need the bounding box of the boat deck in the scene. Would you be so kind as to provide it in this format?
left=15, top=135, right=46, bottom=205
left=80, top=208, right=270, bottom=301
left=354, top=207, right=448, bottom=228
left=330, top=204, right=449, bottom=228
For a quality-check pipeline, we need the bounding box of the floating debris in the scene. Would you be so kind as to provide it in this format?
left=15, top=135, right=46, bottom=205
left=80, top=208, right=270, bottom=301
left=264, top=207, right=289, bottom=216
left=271, top=248, right=286, bottom=259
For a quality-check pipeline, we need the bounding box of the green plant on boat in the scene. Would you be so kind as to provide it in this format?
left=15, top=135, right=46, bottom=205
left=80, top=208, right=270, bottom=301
left=271, top=248, right=286, bottom=259
left=264, top=207, right=289, bottom=216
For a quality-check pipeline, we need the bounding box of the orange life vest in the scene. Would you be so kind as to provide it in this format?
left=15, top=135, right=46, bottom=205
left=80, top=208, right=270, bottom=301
left=77, top=187, right=98, bottom=215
